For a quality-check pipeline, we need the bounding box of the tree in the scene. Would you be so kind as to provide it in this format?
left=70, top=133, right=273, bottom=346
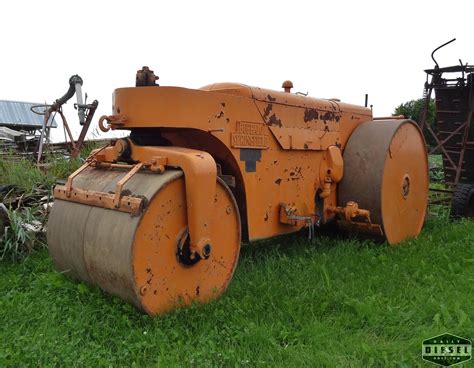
left=394, top=98, right=437, bottom=147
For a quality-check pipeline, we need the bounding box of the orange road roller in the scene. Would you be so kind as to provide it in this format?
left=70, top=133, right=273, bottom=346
left=47, top=67, right=429, bottom=315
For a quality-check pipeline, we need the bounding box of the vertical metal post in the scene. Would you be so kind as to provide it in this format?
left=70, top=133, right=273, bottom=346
left=75, top=83, right=86, bottom=125
left=453, top=94, right=474, bottom=186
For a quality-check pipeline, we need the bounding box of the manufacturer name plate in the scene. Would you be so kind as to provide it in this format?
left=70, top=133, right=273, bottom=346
left=231, top=121, right=268, bottom=149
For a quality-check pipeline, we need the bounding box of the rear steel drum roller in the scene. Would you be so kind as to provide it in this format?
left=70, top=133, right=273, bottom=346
left=338, top=120, right=429, bottom=244
left=47, top=168, right=241, bottom=315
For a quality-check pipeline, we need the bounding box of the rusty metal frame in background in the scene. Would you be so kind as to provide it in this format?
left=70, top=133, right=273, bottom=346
left=419, top=40, right=474, bottom=199
left=32, top=75, right=99, bottom=163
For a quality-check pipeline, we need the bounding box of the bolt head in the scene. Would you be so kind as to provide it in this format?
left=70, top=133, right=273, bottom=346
left=202, top=244, right=212, bottom=258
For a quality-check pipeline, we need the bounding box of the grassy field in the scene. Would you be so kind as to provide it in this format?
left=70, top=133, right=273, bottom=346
left=1, top=212, right=473, bottom=367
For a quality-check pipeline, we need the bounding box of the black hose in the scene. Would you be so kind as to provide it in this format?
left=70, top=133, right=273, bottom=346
left=431, top=38, right=456, bottom=68
left=49, top=75, right=83, bottom=112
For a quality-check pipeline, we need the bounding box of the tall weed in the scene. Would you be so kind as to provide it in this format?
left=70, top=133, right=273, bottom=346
left=1, top=206, right=44, bottom=261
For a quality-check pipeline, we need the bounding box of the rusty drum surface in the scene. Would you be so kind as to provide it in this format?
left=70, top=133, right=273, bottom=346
left=47, top=168, right=241, bottom=315
left=338, top=120, right=429, bottom=244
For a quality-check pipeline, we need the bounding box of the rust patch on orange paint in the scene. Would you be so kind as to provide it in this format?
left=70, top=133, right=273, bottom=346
left=268, top=113, right=282, bottom=127
left=304, top=108, right=319, bottom=122
left=263, top=104, right=273, bottom=119
left=289, top=167, right=303, bottom=181
left=321, top=111, right=341, bottom=123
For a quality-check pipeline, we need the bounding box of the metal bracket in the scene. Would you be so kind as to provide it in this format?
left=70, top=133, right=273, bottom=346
left=279, top=203, right=319, bottom=239
left=56, top=141, right=218, bottom=260
left=58, top=152, right=147, bottom=216
left=327, top=201, right=384, bottom=236
left=113, top=163, right=144, bottom=208
left=65, top=160, right=94, bottom=197
left=54, top=186, right=144, bottom=216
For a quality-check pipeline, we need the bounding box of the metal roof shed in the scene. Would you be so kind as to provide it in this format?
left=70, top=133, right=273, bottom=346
left=0, top=100, right=58, bottom=130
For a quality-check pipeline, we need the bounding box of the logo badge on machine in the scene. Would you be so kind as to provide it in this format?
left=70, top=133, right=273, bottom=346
left=231, top=121, right=268, bottom=149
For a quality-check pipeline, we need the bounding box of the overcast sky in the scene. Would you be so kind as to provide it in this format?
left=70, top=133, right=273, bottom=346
left=2, top=0, right=473, bottom=141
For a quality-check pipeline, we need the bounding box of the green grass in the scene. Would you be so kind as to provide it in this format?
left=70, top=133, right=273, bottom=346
left=0, top=155, right=82, bottom=194
left=1, top=215, right=473, bottom=367
left=0, top=141, right=100, bottom=194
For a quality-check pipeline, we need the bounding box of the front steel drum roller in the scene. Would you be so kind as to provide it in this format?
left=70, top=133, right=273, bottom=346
left=338, top=119, right=429, bottom=244
left=47, top=168, right=241, bottom=315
